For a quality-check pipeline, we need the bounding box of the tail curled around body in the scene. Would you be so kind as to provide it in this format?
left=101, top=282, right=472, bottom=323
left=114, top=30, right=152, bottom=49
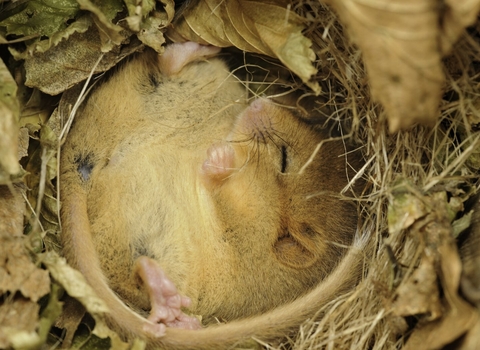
left=61, top=177, right=370, bottom=350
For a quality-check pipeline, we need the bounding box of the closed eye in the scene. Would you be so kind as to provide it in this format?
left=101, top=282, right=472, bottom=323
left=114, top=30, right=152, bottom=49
left=281, top=145, right=288, bottom=173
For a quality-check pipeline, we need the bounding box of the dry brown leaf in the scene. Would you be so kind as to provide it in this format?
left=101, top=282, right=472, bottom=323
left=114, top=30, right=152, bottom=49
left=77, top=0, right=125, bottom=52
left=391, top=253, right=442, bottom=320
left=124, top=0, right=156, bottom=31
left=402, top=193, right=478, bottom=349
left=136, top=15, right=168, bottom=53
left=42, top=251, right=131, bottom=348
left=456, top=317, right=480, bottom=349
left=18, top=128, right=29, bottom=161
left=388, top=183, right=427, bottom=235
left=23, top=27, right=142, bottom=95
left=124, top=0, right=174, bottom=53
left=325, top=0, right=443, bottom=131
left=0, top=235, right=51, bottom=302
left=54, top=296, right=86, bottom=349
left=172, top=0, right=228, bottom=46
left=0, top=186, right=50, bottom=349
left=459, top=195, right=480, bottom=306
left=324, top=0, right=480, bottom=131
left=0, top=57, right=20, bottom=182
left=225, top=2, right=264, bottom=53
left=185, top=0, right=231, bottom=47
left=441, top=0, right=480, bottom=54
left=42, top=252, right=108, bottom=315
left=171, top=0, right=319, bottom=93
left=0, top=186, right=25, bottom=238
left=0, top=186, right=51, bottom=302
left=0, top=297, right=40, bottom=349
left=160, top=0, right=175, bottom=21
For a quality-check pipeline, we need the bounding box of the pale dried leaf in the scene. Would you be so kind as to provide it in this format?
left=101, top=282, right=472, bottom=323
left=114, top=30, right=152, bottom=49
left=0, top=235, right=51, bottom=301
left=0, top=58, right=20, bottom=181
left=159, top=0, right=175, bottom=23
left=6, top=332, right=41, bottom=350
left=388, top=187, right=427, bottom=235
left=240, top=1, right=318, bottom=92
left=403, top=194, right=478, bottom=349
left=6, top=285, right=62, bottom=349
left=113, top=0, right=176, bottom=54
left=452, top=209, right=472, bottom=237
left=256, top=25, right=317, bottom=92
left=391, top=253, right=442, bottom=320
left=457, top=317, right=480, bottom=350
left=181, top=0, right=231, bottom=46
left=131, top=338, right=147, bottom=350
left=0, top=186, right=25, bottom=237
left=42, top=253, right=134, bottom=348
left=225, top=1, right=264, bottom=53
left=42, top=251, right=109, bottom=314
left=18, top=128, right=29, bottom=160
left=136, top=15, right=167, bottom=53
left=43, top=253, right=131, bottom=347
left=441, top=0, right=480, bottom=53
left=404, top=273, right=477, bottom=349
left=0, top=299, right=40, bottom=349
left=0, top=186, right=49, bottom=349
left=124, top=0, right=156, bottom=31
left=326, top=0, right=444, bottom=131
left=0, top=187, right=51, bottom=302
left=460, top=196, right=480, bottom=306
left=92, top=321, right=131, bottom=350
left=171, top=0, right=319, bottom=92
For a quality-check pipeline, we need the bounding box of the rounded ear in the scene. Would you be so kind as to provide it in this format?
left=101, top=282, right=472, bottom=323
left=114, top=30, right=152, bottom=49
left=158, top=42, right=221, bottom=76
left=272, top=224, right=320, bottom=269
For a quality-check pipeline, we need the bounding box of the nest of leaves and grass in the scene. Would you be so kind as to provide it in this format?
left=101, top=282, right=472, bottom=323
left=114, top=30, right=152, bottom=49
left=1, top=0, right=479, bottom=349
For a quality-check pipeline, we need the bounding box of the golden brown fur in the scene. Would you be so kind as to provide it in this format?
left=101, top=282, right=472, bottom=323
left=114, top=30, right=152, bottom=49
left=60, top=43, right=366, bottom=348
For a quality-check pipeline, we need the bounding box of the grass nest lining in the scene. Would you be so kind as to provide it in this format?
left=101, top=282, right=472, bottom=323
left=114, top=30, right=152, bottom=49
left=1, top=0, right=480, bottom=349
left=289, top=3, right=480, bottom=349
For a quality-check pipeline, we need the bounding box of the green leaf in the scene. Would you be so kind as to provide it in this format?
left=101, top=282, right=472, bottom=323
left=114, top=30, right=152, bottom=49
left=124, top=0, right=156, bottom=19
left=136, top=15, right=167, bottom=53
left=9, top=15, right=92, bottom=59
left=0, top=0, right=80, bottom=37
left=387, top=181, right=427, bottom=235
left=77, top=0, right=125, bottom=52
left=37, top=284, right=64, bottom=346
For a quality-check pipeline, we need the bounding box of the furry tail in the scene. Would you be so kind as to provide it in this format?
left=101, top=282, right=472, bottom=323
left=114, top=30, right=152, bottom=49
left=60, top=177, right=164, bottom=338
left=61, top=174, right=370, bottom=349
left=156, top=226, right=371, bottom=349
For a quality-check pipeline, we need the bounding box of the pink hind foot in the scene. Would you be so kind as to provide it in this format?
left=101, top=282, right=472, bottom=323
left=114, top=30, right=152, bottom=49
left=134, top=256, right=201, bottom=336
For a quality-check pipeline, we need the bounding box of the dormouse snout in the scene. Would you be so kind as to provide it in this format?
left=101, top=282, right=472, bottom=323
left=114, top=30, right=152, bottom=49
left=234, top=98, right=276, bottom=142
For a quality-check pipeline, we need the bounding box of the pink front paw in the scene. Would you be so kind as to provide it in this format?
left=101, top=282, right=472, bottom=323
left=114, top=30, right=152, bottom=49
left=202, top=142, right=236, bottom=181
left=135, top=257, right=201, bottom=333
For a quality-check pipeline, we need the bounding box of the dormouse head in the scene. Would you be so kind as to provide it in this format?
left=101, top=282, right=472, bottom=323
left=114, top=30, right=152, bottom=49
left=201, top=98, right=363, bottom=271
